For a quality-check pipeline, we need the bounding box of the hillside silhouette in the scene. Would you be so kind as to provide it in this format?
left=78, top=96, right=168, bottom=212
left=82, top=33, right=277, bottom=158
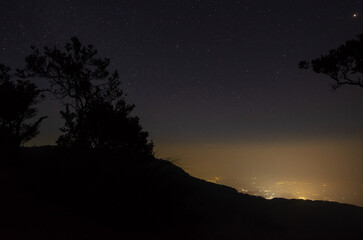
left=0, top=147, right=362, bottom=240
left=1, top=37, right=362, bottom=239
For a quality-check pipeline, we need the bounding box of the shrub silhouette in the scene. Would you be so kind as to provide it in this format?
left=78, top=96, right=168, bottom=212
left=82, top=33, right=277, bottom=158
left=0, top=64, right=46, bottom=152
left=57, top=98, right=153, bottom=154
left=22, top=37, right=153, bottom=154
left=299, top=34, right=363, bottom=89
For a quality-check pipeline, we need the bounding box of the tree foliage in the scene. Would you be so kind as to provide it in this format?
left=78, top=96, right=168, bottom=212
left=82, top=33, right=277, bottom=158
left=0, top=64, right=46, bottom=151
left=22, top=37, right=153, bottom=154
left=299, top=34, right=363, bottom=89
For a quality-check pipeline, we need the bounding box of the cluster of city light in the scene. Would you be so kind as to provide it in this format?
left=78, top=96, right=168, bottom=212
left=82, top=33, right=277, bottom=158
left=206, top=176, right=345, bottom=203
left=207, top=176, right=222, bottom=184
left=239, top=178, right=342, bottom=202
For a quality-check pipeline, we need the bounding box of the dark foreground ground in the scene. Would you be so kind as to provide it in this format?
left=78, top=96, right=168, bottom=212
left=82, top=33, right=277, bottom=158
left=1, top=146, right=362, bottom=239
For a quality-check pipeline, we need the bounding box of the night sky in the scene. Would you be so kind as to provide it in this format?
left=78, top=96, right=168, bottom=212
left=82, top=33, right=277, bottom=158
left=1, top=0, right=363, bottom=206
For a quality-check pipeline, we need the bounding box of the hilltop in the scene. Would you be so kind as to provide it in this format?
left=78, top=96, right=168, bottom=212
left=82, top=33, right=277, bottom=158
left=1, top=146, right=362, bottom=239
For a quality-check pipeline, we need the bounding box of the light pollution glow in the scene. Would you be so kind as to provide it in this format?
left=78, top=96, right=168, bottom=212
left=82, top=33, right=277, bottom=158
left=156, top=138, right=363, bottom=206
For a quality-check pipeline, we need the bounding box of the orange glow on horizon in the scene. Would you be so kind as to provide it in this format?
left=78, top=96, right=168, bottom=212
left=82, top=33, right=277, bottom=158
left=157, top=138, right=363, bottom=206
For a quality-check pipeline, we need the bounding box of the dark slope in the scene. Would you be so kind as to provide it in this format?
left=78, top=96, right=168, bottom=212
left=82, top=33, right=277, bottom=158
left=1, top=146, right=362, bottom=239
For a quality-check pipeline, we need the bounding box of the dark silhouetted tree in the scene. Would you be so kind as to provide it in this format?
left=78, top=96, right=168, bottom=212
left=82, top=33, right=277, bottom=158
left=0, top=64, right=46, bottom=152
left=22, top=37, right=153, bottom=154
left=299, top=34, right=363, bottom=89
left=69, top=98, right=153, bottom=154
